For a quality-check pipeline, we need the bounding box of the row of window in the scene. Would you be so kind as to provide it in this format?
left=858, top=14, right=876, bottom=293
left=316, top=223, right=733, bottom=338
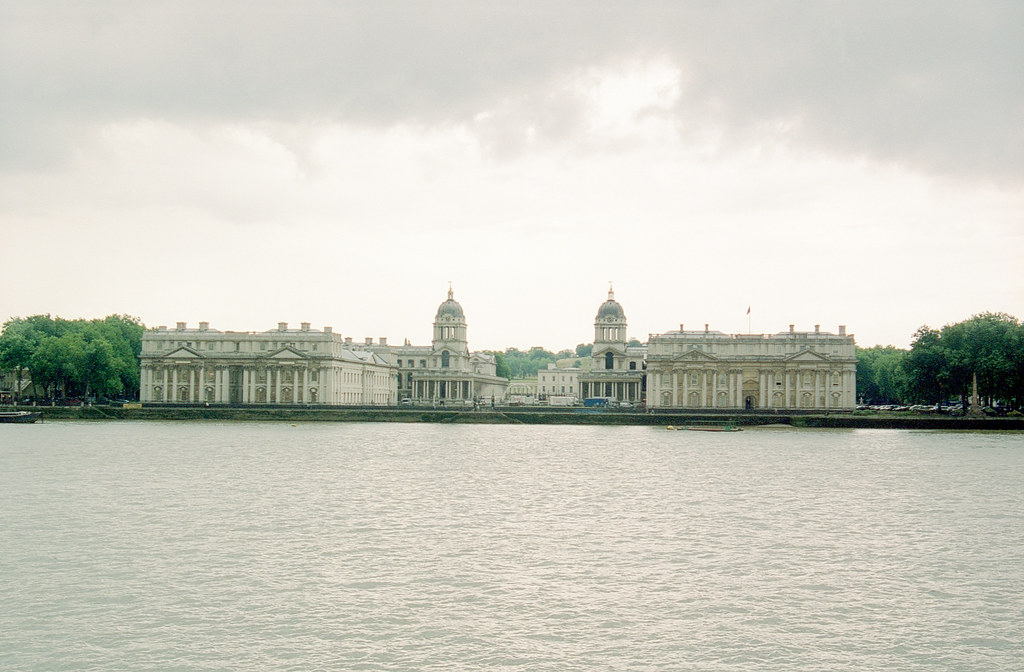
left=655, top=343, right=846, bottom=356
left=539, top=386, right=574, bottom=394
left=147, top=340, right=321, bottom=353
left=656, top=371, right=845, bottom=385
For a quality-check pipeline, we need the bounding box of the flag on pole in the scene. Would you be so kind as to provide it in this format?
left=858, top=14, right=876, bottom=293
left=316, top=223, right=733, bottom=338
left=746, top=306, right=751, bottom=315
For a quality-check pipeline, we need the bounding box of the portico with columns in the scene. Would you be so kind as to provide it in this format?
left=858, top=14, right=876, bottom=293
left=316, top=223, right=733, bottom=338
left=140, top=322, right=396, bottom=406
left=645, top=323, right=857, bottom=410
left=578, top=285, right=646, bottom=403
left=386, top=286, right=508, bottom=405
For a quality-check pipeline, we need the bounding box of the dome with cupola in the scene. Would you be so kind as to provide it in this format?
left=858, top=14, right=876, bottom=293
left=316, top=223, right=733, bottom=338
left=596, top=285, right=626, bottom=321
left=435, top=285, right=465, bottom=320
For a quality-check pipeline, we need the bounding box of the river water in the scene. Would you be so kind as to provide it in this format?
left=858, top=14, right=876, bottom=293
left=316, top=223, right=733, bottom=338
left=2, top=421, right=1022, bottom=671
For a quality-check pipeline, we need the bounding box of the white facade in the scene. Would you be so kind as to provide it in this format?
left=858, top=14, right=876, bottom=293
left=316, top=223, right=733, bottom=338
left=537, top=363, right=579, bottom=400
left=645, top=323, right=857, bottom=410
left=578, top=286, right=646, bottom=403
left=369, top=287, right=509, bottom=405
left=140, top=321, right=396, bottom=405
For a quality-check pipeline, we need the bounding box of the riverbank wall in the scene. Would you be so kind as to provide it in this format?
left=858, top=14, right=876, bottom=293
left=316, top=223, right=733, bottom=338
left=14, top=404, right=1024, bottom=430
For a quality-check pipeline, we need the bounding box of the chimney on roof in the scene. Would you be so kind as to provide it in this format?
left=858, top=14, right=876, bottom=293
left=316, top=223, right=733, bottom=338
left=323, top=326, right=332, bottom=334
left=365, top=337, right=373, bottom=345
left=380, top=337, right=387, bottom=346
left=301, top=322, right=310, bottom=331
left=176, top=322, right=186, bottom=331
left=789, top=324, right=795, bottom=333
left=815, top=324, right=820, bottom=333
left=199, top=321, right=209, bottom=331
left=345, top=337, right=352, bottom=346
left=679, top=323, right=684, bottom=332
left=839, top=325, right=846, bottom=336
left=705, top=323, right=709, bottom=332
left=278, top=322, right=287, bottom=332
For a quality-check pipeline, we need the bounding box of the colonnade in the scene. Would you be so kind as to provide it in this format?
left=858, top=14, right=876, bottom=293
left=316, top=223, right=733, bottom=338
left=578, top=379, right=642, bottom=402
left=141, top=361, right=395, bottom=405
left=647, top=367, right=856, bottom=410
left=411, top=378, right=475, bottom=401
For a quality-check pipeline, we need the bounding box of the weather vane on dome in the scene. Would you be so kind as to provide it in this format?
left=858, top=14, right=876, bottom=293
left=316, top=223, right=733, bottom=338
left=448, top=281, right=453, bottom=300
left=608, top=281, right=614, bottom=299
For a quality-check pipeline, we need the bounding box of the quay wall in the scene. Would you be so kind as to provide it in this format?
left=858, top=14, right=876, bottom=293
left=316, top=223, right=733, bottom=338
left=15, top=405, right=1024, bottom=430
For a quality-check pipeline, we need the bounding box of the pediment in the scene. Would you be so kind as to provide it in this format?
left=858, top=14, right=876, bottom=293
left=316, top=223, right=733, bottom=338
left=786, top=350, right=828, bottom=362
left=268, top=346, right=306, bottom=360
left=165, top=346, right=203, bottom=359
left=673, top=349, right=718, bottom=362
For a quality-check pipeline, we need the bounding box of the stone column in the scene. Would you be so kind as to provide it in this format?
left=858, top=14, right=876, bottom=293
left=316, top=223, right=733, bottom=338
left=825, top=371, right=832, bottom=409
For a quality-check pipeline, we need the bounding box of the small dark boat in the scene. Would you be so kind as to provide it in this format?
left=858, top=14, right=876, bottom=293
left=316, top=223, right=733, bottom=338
left=0, top=411, right=42, bottom=423
left=666, top=424, right=741, bottom=432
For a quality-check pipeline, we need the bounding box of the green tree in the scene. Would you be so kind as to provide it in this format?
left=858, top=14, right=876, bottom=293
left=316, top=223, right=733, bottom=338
left=30, top=333, right=87, bottom=398
left=0, top=332, right=33, bottom=399
left=899, top=312, right=1023, bottom=409
left=943, top=312, right=1021, bottom=406
left=856, top=345, right=909, bottom=403
left=491, top=351, right=511, bottom=379
left=904, top=326, right=947, bottom=404
left=1, top=313, right=145, bottom=401
left=501, top=346, right=564, bottom=379
left=575, top=343, right=593, bottom=358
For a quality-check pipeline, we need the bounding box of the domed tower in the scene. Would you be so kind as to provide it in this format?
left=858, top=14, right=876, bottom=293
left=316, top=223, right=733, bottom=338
left=595, top=284, right=627, bottom=347
left=433, top=284, right=469, bottom=357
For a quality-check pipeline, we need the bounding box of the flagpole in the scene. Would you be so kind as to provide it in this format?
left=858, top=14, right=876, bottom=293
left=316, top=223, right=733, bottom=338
left=747, top=306, right=751, bottom=334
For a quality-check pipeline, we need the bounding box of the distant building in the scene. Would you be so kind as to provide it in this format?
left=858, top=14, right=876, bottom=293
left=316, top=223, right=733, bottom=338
left=1, top=369, right=35, bottom=404
left=645, top=323, right=857, bottom=410
left=506, top=379, right=537, bottom=404
left=577, top=286, right=646, bottom=404
left=537, top=363, right=579, bottom=401
left=139, top=321, right=396, bottom=405
left=375, top=286, right=508, bottom=405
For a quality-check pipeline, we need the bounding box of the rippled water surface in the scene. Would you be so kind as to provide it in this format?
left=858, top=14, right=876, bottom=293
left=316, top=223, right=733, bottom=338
left=2, top=421, right=1023, bottom=670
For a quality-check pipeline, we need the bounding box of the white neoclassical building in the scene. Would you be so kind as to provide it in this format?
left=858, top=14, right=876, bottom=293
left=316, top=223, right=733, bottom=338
left=645, top=323, right=857, bottom=410
left=537, top=363, right=579, bottom=401
left=577, top=286, right=646, bottom=403
left=371, top=286, right=509, bottom=405
left=139, top=321, right=396, bottom=405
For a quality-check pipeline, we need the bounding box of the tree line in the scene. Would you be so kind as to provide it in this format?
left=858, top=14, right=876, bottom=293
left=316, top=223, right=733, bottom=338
left=0, top=315, right=144, bottom=401
left=485, top=346, right=578, bottom=380
left=487, top=340, right=647, bottom=379
left=857, top=312, right=1023, bottom=408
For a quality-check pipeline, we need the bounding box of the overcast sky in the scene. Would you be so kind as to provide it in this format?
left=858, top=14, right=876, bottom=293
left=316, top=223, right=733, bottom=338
left=2, top=1, right=1021, bottom=351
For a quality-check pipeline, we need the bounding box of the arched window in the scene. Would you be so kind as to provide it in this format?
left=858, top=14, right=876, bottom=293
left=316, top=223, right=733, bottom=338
left=605, top=352, right=614, bottom=370
left=442, top=350, right=450, bottom=368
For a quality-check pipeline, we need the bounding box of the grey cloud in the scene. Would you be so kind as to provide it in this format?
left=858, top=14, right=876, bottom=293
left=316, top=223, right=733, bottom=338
left=2, top=1, right=1021, bottom=181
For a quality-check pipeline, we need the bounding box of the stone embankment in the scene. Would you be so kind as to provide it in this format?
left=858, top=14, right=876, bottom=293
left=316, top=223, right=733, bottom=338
left=14, top=404, right=1024, bottom=430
